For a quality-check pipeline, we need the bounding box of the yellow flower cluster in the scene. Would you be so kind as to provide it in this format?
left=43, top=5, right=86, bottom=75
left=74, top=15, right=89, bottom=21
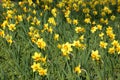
left=0, top=0, right=120, bottom=78
left=108, top=40, right=120, bottom=54
left=106, top=26, right=115, bottom=40
left=28, top=27, right=46, bottom=50
left=60, top=39, right=86, bottom=58
left=31, top=52, right=47, bottom=76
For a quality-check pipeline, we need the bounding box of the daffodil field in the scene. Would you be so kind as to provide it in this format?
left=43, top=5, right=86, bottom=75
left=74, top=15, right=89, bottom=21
left=0, top=0, right=120, bottom=80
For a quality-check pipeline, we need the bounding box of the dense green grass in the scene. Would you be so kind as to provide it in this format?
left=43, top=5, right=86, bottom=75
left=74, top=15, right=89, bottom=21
left=0, top=0, right=120, bottom=80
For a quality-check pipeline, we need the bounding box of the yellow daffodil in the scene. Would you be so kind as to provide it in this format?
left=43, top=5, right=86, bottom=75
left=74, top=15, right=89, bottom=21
left=54, top=34, right=59, bottom=41
left=57, top=44, right=62, bottom=49
left=99, top=32, right=104, bottom=40
left=5, top=34, right=13, bottom=45
left=40, top=56, right=47, bottom=63
left=75, top=27, right=85, bottom=33
left=66, top=18, right=72, bottom=24
left=36, top=38, right=46, bottom=50
left=32, top=52, right=41, bottom=62
left=111, top=40, right=119, bottom=47
left=1, top=20, right=8, bottom=29
left=28, top=0, right=33, bottom=6
left=38, top=68, right=47, bottom=76
left=108, top=47, right=115, bottom=54
left=116, top=45, right=120, bottom=54
left=91, top=26, right=97, bottom=33
left=0, top=29, right=5, bottom=38
left=47, top=27, right=53, bottom=34
left=73, top=19, right=78, bottom=25
left=31, top=62, right=41, bottom=72
left=79, top=35, right=84, bottom=42
left=44, top=23, right=49, bottom=30
left=51, top=8, right=57, bottom=17
left=74, top=64, right=81, bottom=74
left=84, top=18, right=91, bottom=24
left=48, top=17, right=56, bottom=26
left=110, top=15, right=116, bottom=21
left=99, top=41, right=108, bottom=49
left=91, top=50, right=101, bottom=61
left=97, top=24, right=102, bottom=30
left=61, top=42, right=73, bottom=56
left=72, top=40, right=81, bottom=48
left=17, top=15, right=23, bottom=22
left=8, top=24, right=16, bottom=31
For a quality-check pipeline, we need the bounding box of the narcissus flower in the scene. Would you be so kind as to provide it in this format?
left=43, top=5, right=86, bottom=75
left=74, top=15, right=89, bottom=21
left=17, top=15, right=23, bottom=22
left=99, top=41, right=108, bottom=49
left=74, top=64, right=81, bottom=74
left=91, top=26, right=97, bottom=33
left=44, top=23, right=48, bottom=29
left=93, top=10, right=98, bottom=15
left=38, top=68, right=47, bottom=76
left=91, top=50, right=101, bottom=61
left=116, top=45, right=120, bottom=54
left=31, top=62, right=41, bottom=72
left=57, top=44, right=62, bottom=49
left=83, top=8, right=90, bottom=13
left=32, top=52, right=41, bottom=61
left=97, top=24, right=102, bottom=30
left=0, top=29, right=5, bottom=38
left=66, top=18, right=72, bottom=24
left=99, top=32, right=104, bottom=40
left=54, top=34, right=59, bottom=41
left=79, top=35, right=84, bottom=42
left=47, top=27, right=53, bottom=34
left=28, top=0, right=33, bottom=6
left=8, top=24, right=16, bottom=31
left=111, top=40, right=119, bottom=47
left=51, top=8, right=57, bottom=17
left=72, top=40, right=81, bottom=48
left=36, top=0, right=40, bottom=4
left=61, top=42, right=73, bottom=56
left=1, top=20, right=8, bottom=29
left=110, top=15, right=116, bottom=21
left=36, top=38, right=46, bottom=50
left=108, top=47, right=115, bottom=54
left=33, top=10, right=36, bottom=15
left=48, top=17, right=56, bottom=26
left=23, top=7, right=27, bottom=12
left=75, top=27, right=85, bottom=33
left=73, top=19, right=78, bottom=25
left=103, top=6, right=112, bottom=14
left=7, top=10, right=14, bottom=14
left=64, top=10, right=70, bottom=18
left=84, top=18, right=91, bottom=24
left=5, top=34, right=13, bottom=44
left=106, top=26, right=115, bottom=40
left=40, top=56, right=47, bottom=63
left=101, top=12, right=106, bottom=17
left=31, top=17, right=41, bottom=26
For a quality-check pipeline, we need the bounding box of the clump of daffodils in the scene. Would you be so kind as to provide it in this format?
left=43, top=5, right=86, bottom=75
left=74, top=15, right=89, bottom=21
left=31, top=52, right=47, bottom=76
left=28, top=26, right=46, bottom=50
